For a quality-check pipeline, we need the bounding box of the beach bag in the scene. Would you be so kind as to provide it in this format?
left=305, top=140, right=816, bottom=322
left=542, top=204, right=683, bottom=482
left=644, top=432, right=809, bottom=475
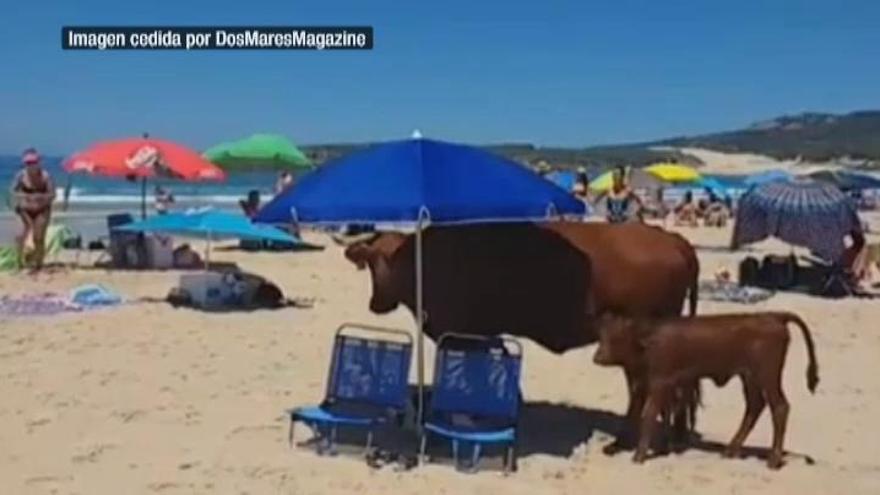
left=738, top=257, right=760, bottom=287
left=759, top=254, right=797, bottom=290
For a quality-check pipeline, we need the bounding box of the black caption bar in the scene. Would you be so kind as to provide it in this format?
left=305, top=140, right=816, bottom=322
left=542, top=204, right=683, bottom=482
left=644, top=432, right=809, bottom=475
left=62, top=26, right=373, bottom=50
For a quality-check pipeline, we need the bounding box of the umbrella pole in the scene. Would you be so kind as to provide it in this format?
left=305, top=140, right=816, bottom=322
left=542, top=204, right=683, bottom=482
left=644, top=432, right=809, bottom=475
left=205, top=232, right=211, bottom=271
left=140, top=177, right=147, bottom=220
left=415, top=217, right=425, bottom=435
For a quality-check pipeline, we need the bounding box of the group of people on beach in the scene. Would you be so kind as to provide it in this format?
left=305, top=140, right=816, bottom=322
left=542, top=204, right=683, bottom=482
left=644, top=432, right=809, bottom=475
left=559, top=164, right=730, bottom=226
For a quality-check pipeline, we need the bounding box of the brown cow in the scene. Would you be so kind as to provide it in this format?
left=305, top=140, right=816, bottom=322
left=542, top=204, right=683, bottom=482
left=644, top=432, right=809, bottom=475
left=342, top=221, right=701, bottom=448
left=593, top=311, right=819, bottom=469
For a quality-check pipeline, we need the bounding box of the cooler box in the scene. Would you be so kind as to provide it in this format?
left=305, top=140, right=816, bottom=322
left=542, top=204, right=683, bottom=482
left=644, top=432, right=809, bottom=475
left=179, top=272, right=235, bottom=309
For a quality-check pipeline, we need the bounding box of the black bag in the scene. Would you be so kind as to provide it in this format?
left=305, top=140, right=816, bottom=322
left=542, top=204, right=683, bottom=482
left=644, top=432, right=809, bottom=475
left=759, top=254, right=797, bottom=290
left=738, top=257, right=760, bottom=287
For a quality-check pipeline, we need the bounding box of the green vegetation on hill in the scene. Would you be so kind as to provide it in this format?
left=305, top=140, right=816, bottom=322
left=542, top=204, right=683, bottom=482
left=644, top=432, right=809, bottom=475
left=654, top=111, right=880, bottom=167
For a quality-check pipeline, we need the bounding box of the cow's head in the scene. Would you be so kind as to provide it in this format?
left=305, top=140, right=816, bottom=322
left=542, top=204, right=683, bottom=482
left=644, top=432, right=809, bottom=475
left=341, top=232, right=410, bottom=314
left=593, top=314, right=642, bottom=367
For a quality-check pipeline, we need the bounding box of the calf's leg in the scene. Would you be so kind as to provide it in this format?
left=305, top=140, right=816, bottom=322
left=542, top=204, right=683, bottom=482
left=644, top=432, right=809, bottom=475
left=633, top=384, right=669, bottom=464
left=724, top=375, right=766, bottom=458
left=765, top=385, right=790, bottom=469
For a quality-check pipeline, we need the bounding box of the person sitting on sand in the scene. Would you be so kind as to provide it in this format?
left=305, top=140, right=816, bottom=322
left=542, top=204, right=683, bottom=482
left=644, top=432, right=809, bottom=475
left=673, top=191, right=698, bottom=227
left=10, top=148, right=55, bottom=271
left=703, top=190, right=730, bottom=228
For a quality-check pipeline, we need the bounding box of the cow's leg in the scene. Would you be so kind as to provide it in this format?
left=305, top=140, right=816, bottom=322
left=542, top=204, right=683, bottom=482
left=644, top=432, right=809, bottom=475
left=762, top=364, right=789, bottom=470
left=633, top=383, right=669, bottom=464
left=724, top=375, right=766, bottom=458
left=604, top=366, right=644, bottom=455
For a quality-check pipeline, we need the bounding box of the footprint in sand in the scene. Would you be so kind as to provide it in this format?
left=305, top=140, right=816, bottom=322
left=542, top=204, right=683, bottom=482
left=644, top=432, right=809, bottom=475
left=226, top=424, right=283, bottom=439
left=111, top=409, right=148, bottom=423
left=71, top=442, right=118, bottom=464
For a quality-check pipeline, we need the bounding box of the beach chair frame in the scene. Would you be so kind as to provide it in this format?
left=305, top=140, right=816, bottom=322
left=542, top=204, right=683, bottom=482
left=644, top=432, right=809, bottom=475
left=419, top=333, right=523, bottom=474
left=288, top=323, right=413, bottom=457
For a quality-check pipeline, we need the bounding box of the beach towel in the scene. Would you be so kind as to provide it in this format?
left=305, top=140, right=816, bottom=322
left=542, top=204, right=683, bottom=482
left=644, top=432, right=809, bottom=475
left=0, top=293, right=81, bottom=317
left=698, top=280, right=774, bottom=304
left=0, top=284, right=123, bottom=318
left=69, top=284, right=123, bottom=307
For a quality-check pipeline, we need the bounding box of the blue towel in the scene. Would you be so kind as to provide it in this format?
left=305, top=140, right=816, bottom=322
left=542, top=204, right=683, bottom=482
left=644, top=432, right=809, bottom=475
left=69, top=284, right=122, bottom=307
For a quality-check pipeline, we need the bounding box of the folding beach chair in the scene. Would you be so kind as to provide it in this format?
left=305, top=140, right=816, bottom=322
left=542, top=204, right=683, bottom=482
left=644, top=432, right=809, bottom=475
left=289, top=323, right=413, bottom=456
left=419, top=333, right=523, bottom=473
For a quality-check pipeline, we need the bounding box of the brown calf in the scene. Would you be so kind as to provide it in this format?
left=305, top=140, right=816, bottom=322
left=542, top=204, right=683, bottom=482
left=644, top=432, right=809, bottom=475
left=593, top=311, right=819, bottom=469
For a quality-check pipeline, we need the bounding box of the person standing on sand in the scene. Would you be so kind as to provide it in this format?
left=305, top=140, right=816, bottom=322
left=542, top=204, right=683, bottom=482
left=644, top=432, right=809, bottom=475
left=154, top=185, right=174, bottom=215
left=596, top=166, right=643, bottom=223
left=9, top=148, right=55, bottom=270
left=275, top=171, right=294, bottom=196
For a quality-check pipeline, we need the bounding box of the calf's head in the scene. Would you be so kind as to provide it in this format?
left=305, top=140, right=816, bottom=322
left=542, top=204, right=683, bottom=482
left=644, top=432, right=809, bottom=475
left=343, top=233, right=410, bottom=314
left=592, top=314, right=641, bottom=367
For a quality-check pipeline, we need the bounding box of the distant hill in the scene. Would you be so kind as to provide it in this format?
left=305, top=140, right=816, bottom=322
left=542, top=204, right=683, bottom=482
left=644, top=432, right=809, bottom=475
left=300, top=142, right=698, bottom=173
left=653, top=110, right=880, bottom=168
left=6, top=110, right=879, bottom=173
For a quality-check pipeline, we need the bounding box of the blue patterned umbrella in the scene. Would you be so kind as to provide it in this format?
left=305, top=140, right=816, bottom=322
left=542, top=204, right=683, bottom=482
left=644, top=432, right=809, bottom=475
left=731, top=179, right=861, bottom=262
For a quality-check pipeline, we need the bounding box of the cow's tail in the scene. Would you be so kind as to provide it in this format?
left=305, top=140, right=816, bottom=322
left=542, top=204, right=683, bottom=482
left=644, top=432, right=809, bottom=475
left=781, top=312, right=820, bottom=393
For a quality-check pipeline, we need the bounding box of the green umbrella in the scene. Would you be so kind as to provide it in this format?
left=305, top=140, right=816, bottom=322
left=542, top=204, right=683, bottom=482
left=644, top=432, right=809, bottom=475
left=203, top=134, right=312, bottom=172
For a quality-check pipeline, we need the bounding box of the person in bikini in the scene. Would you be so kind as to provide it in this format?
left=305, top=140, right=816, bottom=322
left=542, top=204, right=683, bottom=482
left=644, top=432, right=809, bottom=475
left=10, top=148, right=55, bottom=270
left=597, top=166, right=643, bottom=223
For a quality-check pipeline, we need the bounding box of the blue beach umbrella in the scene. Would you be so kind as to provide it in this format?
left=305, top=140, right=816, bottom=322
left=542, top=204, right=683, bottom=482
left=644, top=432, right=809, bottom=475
left=255, top=137, right=585, bottom=424
left=743, top=169, right=792, bottom=188
left=117, top=208, right=299, bottom=263
left=731, top=180, right=861, bottom=262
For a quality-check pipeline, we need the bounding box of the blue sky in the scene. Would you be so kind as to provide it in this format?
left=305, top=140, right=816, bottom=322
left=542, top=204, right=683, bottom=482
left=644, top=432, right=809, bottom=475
left=1, top=0, right=879, bottom=154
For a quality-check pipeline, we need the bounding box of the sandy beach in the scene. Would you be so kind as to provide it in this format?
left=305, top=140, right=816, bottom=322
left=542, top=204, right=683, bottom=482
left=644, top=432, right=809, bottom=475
left=1, top=212, right=879, bottom=495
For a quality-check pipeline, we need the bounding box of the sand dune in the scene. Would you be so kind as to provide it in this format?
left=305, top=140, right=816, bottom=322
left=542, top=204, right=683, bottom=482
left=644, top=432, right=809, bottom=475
left=1, top=219, right=879, bottom=494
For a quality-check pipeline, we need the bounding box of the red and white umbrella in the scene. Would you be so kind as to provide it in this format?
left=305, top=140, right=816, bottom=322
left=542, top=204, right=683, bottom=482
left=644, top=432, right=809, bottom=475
left=64, top=136, right=226, bottom=217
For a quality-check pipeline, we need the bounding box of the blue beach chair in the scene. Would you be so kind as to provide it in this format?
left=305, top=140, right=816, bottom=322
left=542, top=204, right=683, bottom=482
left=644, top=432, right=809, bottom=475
left=419, top=333, right=523, bottom=473
left=289, top=323, right=413, bottom=455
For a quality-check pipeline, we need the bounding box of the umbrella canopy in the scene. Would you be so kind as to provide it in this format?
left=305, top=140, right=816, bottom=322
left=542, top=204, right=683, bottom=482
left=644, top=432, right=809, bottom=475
left=65, top=136, right=227, bottom=219
left=203, top=133, right=312, bottom=172
left=590, top=167, right=665, bottom=192
left=117, top=209, right=297, bottom=243
left=806, top=169, right=880, bottom=191
left=255, top=138, right=585, bottom=224
left=644, top=163, right=702, bottom=183
left=254, top=137, right=585, bottom=429
left=545, top=170, right=576, bottom=191
left=731, top=179, right=861, bottom=262
left=698, top=177, right=732, bottom=199
left=743, top=169, right=792, bottom=187
left=65, top=137, right=226, bottom=181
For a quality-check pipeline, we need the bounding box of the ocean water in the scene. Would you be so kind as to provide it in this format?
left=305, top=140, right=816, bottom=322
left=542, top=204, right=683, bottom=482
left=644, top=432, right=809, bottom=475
left=0, top=155, right=285, bottom=241
left=0, top=155, right=283, bottom=210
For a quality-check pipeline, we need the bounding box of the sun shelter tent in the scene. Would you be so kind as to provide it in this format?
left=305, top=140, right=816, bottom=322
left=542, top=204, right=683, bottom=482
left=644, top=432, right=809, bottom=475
left=254, top=137, right=586, bottom=427
left=731, top=179, right=862, bottom=263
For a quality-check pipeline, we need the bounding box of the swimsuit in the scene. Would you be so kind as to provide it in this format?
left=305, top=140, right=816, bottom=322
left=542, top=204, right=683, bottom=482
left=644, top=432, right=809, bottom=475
left=13, top=171, right=51, bottom=219
left=606, top=195, right=631, bottom=223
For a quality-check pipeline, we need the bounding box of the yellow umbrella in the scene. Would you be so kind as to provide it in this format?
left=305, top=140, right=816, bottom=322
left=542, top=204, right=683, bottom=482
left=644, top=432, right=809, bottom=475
left=645, top=163, right=702, bottom=183
left=588, top=170, right=615, bottom=192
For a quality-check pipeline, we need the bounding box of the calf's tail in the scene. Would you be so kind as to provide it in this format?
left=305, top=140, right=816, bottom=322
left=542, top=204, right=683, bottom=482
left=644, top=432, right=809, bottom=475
left=782, top=312, right=820, bottom=393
